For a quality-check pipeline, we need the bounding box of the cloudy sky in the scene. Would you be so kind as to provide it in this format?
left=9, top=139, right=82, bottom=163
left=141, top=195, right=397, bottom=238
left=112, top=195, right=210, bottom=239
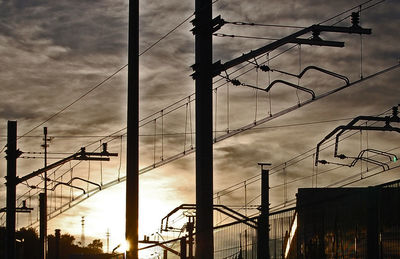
left=0, top=0, right=399, bottom=256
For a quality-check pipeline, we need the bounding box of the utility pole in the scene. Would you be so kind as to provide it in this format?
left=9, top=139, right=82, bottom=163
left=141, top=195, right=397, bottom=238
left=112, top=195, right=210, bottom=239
left=39, top=193, right=47, bottom=259
left=81, top=216, right=85, bottom=247
left=126, top=0, right=139, bottom=258
left=6, top=121, right=18, bottom=259
left=258, top=163, right=271, bottom=259
left=180, top=237, right=187, bottom=259
left=55, top=229, right=60, bottom=259
left=193, top=0, right=214, bottom=258
left=5, top=129, right=116, bottom=259
left=187, top=216, right=194, bottom=259
left=40, top=127, right=49, bottom=259
left=106, top=228, right=110, bottom=253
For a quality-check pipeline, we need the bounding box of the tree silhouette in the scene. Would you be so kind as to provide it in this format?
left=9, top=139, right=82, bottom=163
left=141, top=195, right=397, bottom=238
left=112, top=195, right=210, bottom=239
left=0, top=227, right=107, bottom=259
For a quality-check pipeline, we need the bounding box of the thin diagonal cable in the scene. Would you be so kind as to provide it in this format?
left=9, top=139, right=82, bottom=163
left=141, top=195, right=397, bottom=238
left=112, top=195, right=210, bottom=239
left=16, top=1, right=221, bottom=140
left=214, top=106, right=395, bottom=198
left=330, top=0, right=386, bottom=26
left=318, top=0, right=376, bottom=25
left=224, top=21, right=306, bottom=29
left=19, top=64, right=127, bottom=138
left=214, top=33, right=278, bottom=41
left=14, top=0, right=385, bottom=143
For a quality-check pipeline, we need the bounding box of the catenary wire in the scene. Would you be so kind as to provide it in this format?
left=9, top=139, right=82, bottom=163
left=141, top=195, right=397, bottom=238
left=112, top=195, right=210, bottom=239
left=11, top=0, right=223, bottom=144
left=3, top=0, right=394, bottom=224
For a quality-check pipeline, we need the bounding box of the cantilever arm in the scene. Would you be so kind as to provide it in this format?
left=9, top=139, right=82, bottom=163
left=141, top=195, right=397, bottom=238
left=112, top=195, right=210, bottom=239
left=316, top=124, right=400, bottom=166
left=265, top=79, right=315, bottom=99
left=299, top=66, right=349, bottom=85
left=51, top=182, right=86, bottom=194
left=270, top=66, right=350, bottom=86
left=350, top=156, right=390, bottom=171
left=68, top=177, right=101, bottom=190
left=315, top=125, right=347, bottom=166
left=334, top=115, right=399, bottom=157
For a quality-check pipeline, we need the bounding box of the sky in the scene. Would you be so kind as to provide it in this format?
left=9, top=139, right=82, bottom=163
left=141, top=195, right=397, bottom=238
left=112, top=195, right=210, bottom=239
left=0, top=0, right=399, bottom=257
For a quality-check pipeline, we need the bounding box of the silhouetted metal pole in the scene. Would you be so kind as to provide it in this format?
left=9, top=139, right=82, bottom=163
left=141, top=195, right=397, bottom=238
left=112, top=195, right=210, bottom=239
left=126, top=0, right=139, bottom=258
left=39, top=193, right=46, bottom=259
left=180, top=237, right=187, bottom=259
left=194, top=0, right=214, bottom=258
left=55, top=229, right=60, bottom=259
left=187, top=217, right=194, bottom=259
left=6, top=121, right=17, bottom=259
left=41, top=127, right=48, bottom=259
left=258, top=163, right=271, bottom=259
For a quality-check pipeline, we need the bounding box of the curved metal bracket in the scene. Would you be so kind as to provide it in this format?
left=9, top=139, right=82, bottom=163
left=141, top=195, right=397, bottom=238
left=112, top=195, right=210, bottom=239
left=342, top=149, right=396, bottom=171
left=334, top=114, right=400, bottom=157
left=300, top=66, right=349, bottom=85
left=51, top=182, right=86, bottom=194
left=352, top=156, right=390, bottom=171
left=270, top=65, right=350, bottom=85
left=49, top=177, right=101, bottom=195
left=316, top=124, right=400, bottom=166
left=160, top=203, right=257, bottom=233
left=265, top=79, right=315, bottom=99
left=69, top=177, right=101, bottom=190
left=316, top=109, right=400, bottom=166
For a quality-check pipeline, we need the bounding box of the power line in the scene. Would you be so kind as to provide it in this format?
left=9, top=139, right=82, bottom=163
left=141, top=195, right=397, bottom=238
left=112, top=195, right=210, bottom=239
left=224, top=21, right=306, bottom=29
left=318, top=0, right=377, bottom=25
left=6, top=0, right=395, bottom=226
left=14, top=3, right=215, bottom=142
left=61, top=0, right=387, bottom=154
left=214, top=33, right=278, bottom=41
left=19, top=64, right=128, bottom=139
left=139, top=15, right=193, bottom=57
left=0, top=117, right=356, bottom=139
left=213, top=106, right=396, bottom=198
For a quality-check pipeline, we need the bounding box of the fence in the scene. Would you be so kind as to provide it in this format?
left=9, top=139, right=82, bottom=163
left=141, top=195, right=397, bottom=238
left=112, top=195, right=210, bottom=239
left=213, top=208, right=296, bottom=259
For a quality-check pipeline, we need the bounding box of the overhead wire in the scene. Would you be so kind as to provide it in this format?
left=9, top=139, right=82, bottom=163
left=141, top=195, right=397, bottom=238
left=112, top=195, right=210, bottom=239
left=224, top=21, right=306, bottom=29
left=0, top=0, right=314, bottom=155
left=213, top=106, right=396, bottom=199
left=13, top=0, right=387, bottom=149
left=214, top=0, right=385, bottom=53
left=330, top=0, right=386, bottom=26
left=6, top=0, right=395, bottom=225
left=8, top=0, right=225, bottom=146
left=11, top=140, right=111, bottom=219
left=213, top=33, right=279, bottom=41
left=3, top=117, right=357, bottom=141
left=19, top=64, right=128, bottom=139
left=318, top=0, right=376, bottom=25
left=44, top=0, right=394, bottom=202
left=218, top=147, right=400, bottom=223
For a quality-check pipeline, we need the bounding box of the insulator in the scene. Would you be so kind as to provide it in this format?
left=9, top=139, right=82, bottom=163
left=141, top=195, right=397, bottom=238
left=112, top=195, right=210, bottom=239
left=338, top=154, right=347, bottom=159
left=351, top=12, right=360, bottom=27
left=311, top=30, right=322, bottom=41
left=230, top=79, right=241, bottom=86
left=259, top=65, right=270, bottom=72
left=392, top=106, right=398, bottom=118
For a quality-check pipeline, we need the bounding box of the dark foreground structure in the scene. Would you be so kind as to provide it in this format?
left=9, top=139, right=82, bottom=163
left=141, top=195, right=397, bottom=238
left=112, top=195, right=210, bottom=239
left=211, top=179, right=400, bottom=259
left=285, top=180, right=400, bottom=259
